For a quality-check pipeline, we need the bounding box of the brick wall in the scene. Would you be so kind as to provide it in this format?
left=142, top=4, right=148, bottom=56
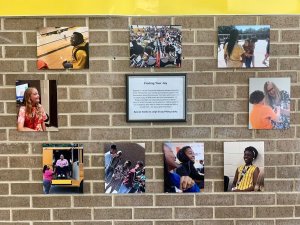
left=0, top=15, right=299, bottom=224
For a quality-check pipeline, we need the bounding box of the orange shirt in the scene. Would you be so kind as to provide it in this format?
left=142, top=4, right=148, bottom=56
left=250, top=104, right=276, bottom=129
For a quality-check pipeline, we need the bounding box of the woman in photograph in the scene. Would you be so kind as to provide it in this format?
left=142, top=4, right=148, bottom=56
left=224, top=29, right=245, bottom=68
left=231, top=146, right=260, bottom=192
left=17, top=87, right=47, bottom=131
left=163, top=144, right=199, bottom=193
left=243, top=39, right=254, bottom=68
left=264, top=81, right=290, bottom=129
left=43, top=165, right=54, bottom=194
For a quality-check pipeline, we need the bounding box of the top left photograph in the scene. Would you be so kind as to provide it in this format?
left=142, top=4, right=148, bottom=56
left=37, top=27, right=89, bottom=70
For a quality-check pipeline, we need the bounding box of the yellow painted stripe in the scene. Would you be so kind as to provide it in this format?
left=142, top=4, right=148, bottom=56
left=52, top=179, right=72, bottom=185
left=0, top=0, right=300, bottom=16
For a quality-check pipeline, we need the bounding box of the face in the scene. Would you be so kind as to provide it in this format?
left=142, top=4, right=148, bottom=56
left=110, top=148, right=117, bottom=155
left=30, top=88, right=40, bottom=104
left=266, top=83, right=276, bottom=97
left=60, top=154, right=64, bottom=160
left=185, top=148, right=195, bottom=162
left=163, top=145, right=178, bottom=170
left=70, top=34, right=77, bottom=46
left=244, top=40, right=249, bottom=46
left=244, top=150, right=254, bottom=164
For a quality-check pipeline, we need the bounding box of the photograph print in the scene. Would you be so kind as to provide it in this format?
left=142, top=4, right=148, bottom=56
left=164, top=142, right=204, bottom=193
left=37, top=26, right=89, bottom=69
left=42, top=143, right=84, bottom=194
left=224, top=141, right=264, bottom=192
left=218, top=25, right=270, bottom=68
left=104, top=143, right=146, bottom=194
left=130, top=25, right=182, bottom=68
left=16, top=80, right=58, bottom=131
left=249, top=77, right=290, bottom=130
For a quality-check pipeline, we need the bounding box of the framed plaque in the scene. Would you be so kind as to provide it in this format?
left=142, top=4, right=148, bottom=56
left=126, top=74, right=186, bottom=122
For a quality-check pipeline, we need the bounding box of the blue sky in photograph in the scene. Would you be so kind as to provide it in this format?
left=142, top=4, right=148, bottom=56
left=235, top=25, right=270, bottom=31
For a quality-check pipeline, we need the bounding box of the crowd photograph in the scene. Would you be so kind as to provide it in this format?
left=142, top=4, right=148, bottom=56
left=104, top=143, right=146, bottom=194
left=16, top=80, right=58, bottom=132
left=37, top=26, right=89, bottom=69
left=249, top=77, right=290, bottom=130
left=130, top=25, right=182, bottom=68
left=224, top=142, right=264, bottom=192
left=218, top=25, right=270, bottom=68
left=164, top=142, right=204, bottom=193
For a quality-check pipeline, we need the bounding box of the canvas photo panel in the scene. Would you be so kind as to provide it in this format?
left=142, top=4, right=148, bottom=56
left=163, top=142, right=204, bottom=193
left=104, top=143, right=146, bottom=194
left=218, top=25, right=270, bottom=68
left=42, top=144, right=84, bottom=194
left=16, top=80, right=58, bottom=131
left=224, top=141, right=264, bottom=192
left=37, top=27, right=89, bottom=69
left=249, top=77, right=291, bottom=130
left=130, top=25, right=182, bottom=68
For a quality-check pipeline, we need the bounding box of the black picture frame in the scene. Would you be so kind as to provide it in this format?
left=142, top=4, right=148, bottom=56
left=126, top=74, right=187, bottom=122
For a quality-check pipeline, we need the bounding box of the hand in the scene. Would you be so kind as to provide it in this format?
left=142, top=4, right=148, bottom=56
left=180, top=176, right=195, bottom=191
left=62, top=61, right=73, bottom=69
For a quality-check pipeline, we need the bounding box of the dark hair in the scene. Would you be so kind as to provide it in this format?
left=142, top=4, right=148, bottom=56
left=110, top=144, right=117, bottom=150
left=73, top=32, right=84, bottom=43
left=43, top=165, right=48, bottom=173
left=244, top=146, right=258, bottom=159
left=136, top=161, right=144, bottom=167
left=249, top=90, right=265, bottom=104
left=227, top=29, right=239, bottom=57
left=125, top=160, right=132, bottom=167
left=177, top=146, right=192, bottom=163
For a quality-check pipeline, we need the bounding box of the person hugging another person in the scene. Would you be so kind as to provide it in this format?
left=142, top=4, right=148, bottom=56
left=249, top=90, right=280, bottom=129
left=264, top=81, right=290, bottom=129
left=17, top=87, right=47, bottom=131
left=176, top=146, right=204, bottom=191
left=231, top=146, right=259, bottom=192
left=224, top=29, right=245, bottom=68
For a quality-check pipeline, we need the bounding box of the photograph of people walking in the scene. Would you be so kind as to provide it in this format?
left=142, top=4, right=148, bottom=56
left=218, top=25, right=270, bottom=68
left=104, top=143, right=146, bottom=194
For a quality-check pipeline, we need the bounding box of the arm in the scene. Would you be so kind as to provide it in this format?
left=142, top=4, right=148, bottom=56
left=231, top=168, right=239, bottom=190
left=72, top=50, right=87, bottom=69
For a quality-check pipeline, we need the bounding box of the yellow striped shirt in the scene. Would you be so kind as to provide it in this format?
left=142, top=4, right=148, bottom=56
left=236, top=164, right=257, bottom=190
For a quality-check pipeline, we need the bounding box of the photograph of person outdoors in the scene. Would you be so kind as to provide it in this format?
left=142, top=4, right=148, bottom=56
left=218, top=25, right=270, bottom=68
left=224, top=142, right=264, bottom=192
left=104, top=143, right=146, bottom=194
left=16, top=80, right=58, bottom=131
left=37, top=27, right=89, bottom=69
left=130, top=25, right=182, bottom=68
left=163, top=143, right=204, bottom=193
left=249, top=78, right=290, bottom=130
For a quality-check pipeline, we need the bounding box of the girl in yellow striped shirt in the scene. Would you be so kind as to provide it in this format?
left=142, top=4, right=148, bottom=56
left=231, top=146, right=260, bottom=192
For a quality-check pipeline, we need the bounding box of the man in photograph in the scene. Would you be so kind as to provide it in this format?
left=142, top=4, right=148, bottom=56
left=63, top=32, right=89, bottom=69
left=104, top=144, right=118, bottom=173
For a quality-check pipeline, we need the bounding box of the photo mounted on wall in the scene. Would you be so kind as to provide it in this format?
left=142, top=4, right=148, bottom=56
left=249, top=77, right=290, bottom=130
left=104, top=143, right=146, bottom=194
left=163, top=143, right=204, bottom=193
left=16, top=80, right=58, bottom=131
left=37, top=27, right=89, bottom=69
left=224, top=141, right=264, bottom=192
left=130, top=25, right=182, bottom=68
left=218, top=25, right=270, bottom=68
left=42, top=143, right=84, bottom=194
